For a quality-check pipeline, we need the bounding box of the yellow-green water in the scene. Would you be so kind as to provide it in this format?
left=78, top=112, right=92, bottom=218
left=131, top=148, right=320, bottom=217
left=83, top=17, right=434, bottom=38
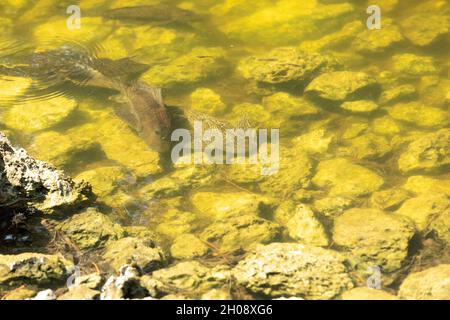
left=0, top=0, right=449, bottom=300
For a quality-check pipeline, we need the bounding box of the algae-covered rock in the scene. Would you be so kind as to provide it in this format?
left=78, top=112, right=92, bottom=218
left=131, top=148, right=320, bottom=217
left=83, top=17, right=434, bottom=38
left=398, top=129, right=450, bottom=173
left=333, top=208, right=415, bottom=272
left=190, top=88, right=226, bottom=115
left=312, top=158, right=384, bottom=197
left=148, top=261, right=231, bottom=294
left=274, top=202, right=328, bottom=246
left=345, top=133, right=392, bottom=160
left=299, top=21, right=363, bottom=52
left=305, top=71, right=378, bottom=101
left=313, top=196, right=352, bottom=218
left=218, top=0, right=353, bottom=45
left=141, top=166, right=214, bottom=200
left=30, top=131, right=100, bottom=170
left=404, top=175, right=450, bottom=196
left=103, top=237, right=165, bottom=273
left=142, top=47, right=226, bottom=88
left=400, top=14, right=449, bottom=47
left=262, top=92, right=320, bottom=119
left=340, top=100, right=378, bottom=113
left=340, top=287, right=397, bottom=300
left=232, top=243, right=353, bottom=299
left=0, top=76, right=32, bottom=103
left=429, top=208, right=450, bottom=245
left=388, top=102, right=448, bottom=128
left=292, top=129, right=334, bottom=155
left=34, top=17, right=112, bottom=46
left=395, top=193, right=449, bottom=232
left=57, top=208, right=125, bottom=250
left=170, top=234, right=210, bottom=260
left=352, top=19, right=403, bottom=53
left=2, top=96, right=77, bottom=133
left=259, top=148, right=313, bottom=198
left=398, top=264, right=450, bottom=300
left=370, top=188, right=409, bottom=211
left=191, top=191, right=272, bottom=219
left=0, top=253, right=73, bottom=287
left=200, top=215, right=282, bottom=252
left=238, top=47, right=337, bottom=85
left=0, top=285, right=38, bottom=300
left=227, top=103, right=271, bottom=127
left=154, top=208, right=201, bottom=240
left=70, top=114, right=162, bottom=177
left=75, top=166, right=136, bottom=208
left=58, top=286, right=100, bottom=300
left=392, top=54, right=437, bottom=76
left=379, top=84, right=416, bottom=105
left=371, top=116, right=401, bottom=136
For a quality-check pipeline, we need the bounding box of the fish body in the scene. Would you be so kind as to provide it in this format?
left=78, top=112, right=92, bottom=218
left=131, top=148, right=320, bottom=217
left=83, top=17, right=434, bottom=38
left=104, top=4, right=199, bottom=23
left=0, top=45, right=170, bottom=152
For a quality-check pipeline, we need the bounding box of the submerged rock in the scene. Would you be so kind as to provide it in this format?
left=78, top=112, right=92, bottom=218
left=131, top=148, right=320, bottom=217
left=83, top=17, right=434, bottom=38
left=392, top=54, right=437, bottom=77
left=200, top=215, right=282, bottom=252
left=312, top=158, right=384, bottom=197
left=57, top=208, right=125, bottom=250
left=0, top=76, right=32, bottom=103
left=388, top=102, right=448, bottom=128
left=340, top=100, right=378, bottom=113
left=340, top=287, right=397, bottom=300
left=0, top=253, right=73, bottom=287
left=2, top=96, right=77, bottom=133
left=217, top=0, right=353, bottom=45
left=190, top=88, right=226, bottom=115
left=333, top=208, right=415, bottom=273
left=274, top=202, right=329, bottom=246
left=403, top=175, right=450, bottom=196
left=233, top=243, right=353, bottom=299
left=238, top=47, right=337, bottom=85
left=369, top=188, right=409, bottom=211
left=75, top=166, right=136, bottom=208
left=142, top=47, right=226, bottom=88
left=398, top=264, right=450, bottom=300
left=103, top=237, right=166, bottom=273
left=400, top=14, right=449, bottom=47
left=0, top=133, right=93, bottom=216
left=379, top=84, right=416, bottom=105
left=170, top=234, right=210, bottom=260
left=313, top=196, right=352, bottom=218
left=395, top=193, right=449, bottom=232
left=191, top=191, right=272, bottom=219
left=345, top=133, right=392, bottom=160
left=147, top=261, right=231, bottom=295
left=352, top=18, right=403, bottom=53
left=292, top=129, right=334, bottom=156
left=30, top=131, right=101, bottom=170
left=305, top=71, right=378, bottom=101
left=398, top=129, right=450, bottom=173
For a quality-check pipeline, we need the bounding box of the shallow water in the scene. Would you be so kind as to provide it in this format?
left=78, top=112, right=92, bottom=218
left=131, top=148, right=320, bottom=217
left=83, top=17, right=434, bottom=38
left=0, top=0, right=449, bottom=299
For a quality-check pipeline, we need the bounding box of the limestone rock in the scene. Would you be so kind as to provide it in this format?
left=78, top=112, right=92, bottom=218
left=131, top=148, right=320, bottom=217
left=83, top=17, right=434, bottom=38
left=57, top=208, right=125, bottom=250
left=312, top=158, right=384, bottom=197
left=398, top=264, right=450, bottom=300
left=233, top=243, right=353, bottom=299
left=333, top=208, right=415, bottom=272
left=398, top=129, right=450, bottom=173
left=305, top=71, right=378, bottom=101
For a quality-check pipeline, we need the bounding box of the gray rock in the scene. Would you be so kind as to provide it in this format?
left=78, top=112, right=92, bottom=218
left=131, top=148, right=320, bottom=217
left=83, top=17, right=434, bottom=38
left=233, top=243, right=353, bottom=299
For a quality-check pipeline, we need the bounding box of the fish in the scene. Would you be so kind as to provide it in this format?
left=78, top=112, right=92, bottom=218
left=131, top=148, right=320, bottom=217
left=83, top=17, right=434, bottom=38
left=103, top=4, right=199, bottom=23
left=112, top=82, right=172, bottom=152
left=0, top=45, right=171, bottom=152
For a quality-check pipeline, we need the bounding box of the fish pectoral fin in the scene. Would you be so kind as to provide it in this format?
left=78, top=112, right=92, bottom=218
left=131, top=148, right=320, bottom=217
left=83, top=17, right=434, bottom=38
left=113, top=103, right=143, bottom=133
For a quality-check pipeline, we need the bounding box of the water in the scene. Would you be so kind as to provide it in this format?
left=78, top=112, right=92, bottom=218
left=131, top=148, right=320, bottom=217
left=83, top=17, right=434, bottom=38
left=0, top=0, right=449, bottom=299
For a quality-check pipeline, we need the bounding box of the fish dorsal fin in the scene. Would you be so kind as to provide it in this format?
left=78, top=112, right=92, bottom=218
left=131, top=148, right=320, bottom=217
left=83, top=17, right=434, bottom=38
left=149, top=87, right=163, bottom=108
